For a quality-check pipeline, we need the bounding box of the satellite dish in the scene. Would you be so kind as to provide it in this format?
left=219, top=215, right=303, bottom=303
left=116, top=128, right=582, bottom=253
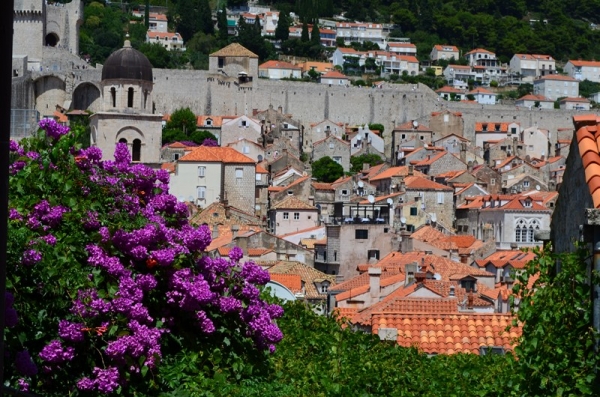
left=178, top=196, right=184, bottom=202
left=188, top=196, right=194, bottom=202
left=431, top=213, right=437, bottom=222
left=400, top=217, right=407, bottom=224
left=368, top=194, right=375, bottom=204
left=386, top=198, right=394, bottom=205
left=358, top=181, right=364, bottom=188
left=412, top=120, right=419, bottom=128
left=433, top=273, right=442, bottom=280
left=536, top=185, right=541, bottom=191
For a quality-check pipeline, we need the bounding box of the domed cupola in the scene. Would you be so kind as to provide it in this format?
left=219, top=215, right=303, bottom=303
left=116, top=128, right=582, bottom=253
left=101, top=38, right=153, bottom=82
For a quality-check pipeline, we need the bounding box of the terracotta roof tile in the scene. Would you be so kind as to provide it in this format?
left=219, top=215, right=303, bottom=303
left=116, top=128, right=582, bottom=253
left=266, top=261, right=335, bottom=300
left=179, top=146, right=256, bottom=163
left=210, top=43, right=258, bottom=58
left=404, top=175, right=454, bottom=191
left=271, top=196, right=316, bottom=210
left=475, top=250, right=537, bottom=269
left=270, top=273, right=302, bottom=291
left=259, top=60, right=302, bottom=70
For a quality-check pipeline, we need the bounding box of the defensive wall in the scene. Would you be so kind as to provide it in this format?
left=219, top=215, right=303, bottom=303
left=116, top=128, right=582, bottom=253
left=12, top=64, right=590, bottom=152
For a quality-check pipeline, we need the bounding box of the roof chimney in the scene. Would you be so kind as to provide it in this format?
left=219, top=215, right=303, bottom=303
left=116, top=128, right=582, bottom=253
left=368, top=267, right=382, bottom=302
left=467, top=292, right=474, bottom=310
left=231, top=224, right=240, bottom=239
left=459, top=254, right=470, bottom=264
left=400, top=230, right=413, bottom=253
left=408, top=165, right=414, bottom=176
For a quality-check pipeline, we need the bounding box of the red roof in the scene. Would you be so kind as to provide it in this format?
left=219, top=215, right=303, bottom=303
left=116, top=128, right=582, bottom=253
left=259, top=60, right=302, bottom=70
left=179, top=146, right=255, bottom=163
left=320, top=70, right=348, bottom=79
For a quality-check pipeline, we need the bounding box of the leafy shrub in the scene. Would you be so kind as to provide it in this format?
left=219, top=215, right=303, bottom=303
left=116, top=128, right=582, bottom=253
left=6, top=120, right=283, bottom=395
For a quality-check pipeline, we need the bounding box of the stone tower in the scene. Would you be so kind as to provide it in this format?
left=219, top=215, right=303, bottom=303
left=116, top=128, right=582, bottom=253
left=13, top=0, right=83, bottom=70
left=89, top=38, right=163, bottom=164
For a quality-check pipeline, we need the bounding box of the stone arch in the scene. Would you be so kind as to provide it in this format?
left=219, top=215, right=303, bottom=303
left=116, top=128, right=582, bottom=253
left=72, top=82, right=101, bottom=112
left=33, top=75, right=67, bottom=117
left=115, top=126, right=145, bottom=144
left=45, top=32, right=60, bottom=47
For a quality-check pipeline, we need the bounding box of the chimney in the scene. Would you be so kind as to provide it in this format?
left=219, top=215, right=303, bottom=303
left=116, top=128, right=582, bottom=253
left=510, top=242, right=518, bottom=250
left=212, top=224, right=219, bottom=239
left=460, top=142, right=467, bottom=163
left=408, top=165, right=414, bottom=176
left=368, top=267, right=382, bottom=302
left=277, top=105, right=283, bottom=113
left=459, top=254, right=470, bottom=264
left=467, top=292, right=474, bottom=310
left=231, top=224, right=240, bottom=239
left=400, top=230, right=413, bottom=252
left=362, top=163, right=370, bottom=172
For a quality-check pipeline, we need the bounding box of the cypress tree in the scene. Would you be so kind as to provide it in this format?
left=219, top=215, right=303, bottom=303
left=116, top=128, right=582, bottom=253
left=310, top=21, right=321, bottom=46
left=144, top=0, right=150, bottom=29
left=198, top=0, right=214, bottom=34
left=301, top=20, right=309, bottom=42
left=275, top=12, right=290, bottom=41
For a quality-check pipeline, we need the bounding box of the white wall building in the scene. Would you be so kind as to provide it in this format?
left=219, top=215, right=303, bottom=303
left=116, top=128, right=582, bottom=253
left=564, top=60, right=600, bottom=82
left=533, top=74, right=579, bottom=101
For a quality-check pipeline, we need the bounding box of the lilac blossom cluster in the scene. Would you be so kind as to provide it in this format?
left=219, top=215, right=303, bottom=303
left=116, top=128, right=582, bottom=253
left=7, top=120, right=283, bottom=394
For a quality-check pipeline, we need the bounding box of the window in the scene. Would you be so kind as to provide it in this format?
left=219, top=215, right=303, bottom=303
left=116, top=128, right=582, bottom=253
left=197, top=186, right=206, bottom=200
left=368, top=250, right=380, bottom=260
left=329, top=142, right=334, bottom=149
left=110, top=87, right=116, bottom=107
left=355, top=229, right=369, bottom=239
left=255, top=173, right=261, bottom=181
left=241, top=120, right=247, bottom=127
left=283, top=212, right=289, bottom=220
left=132, top=139, right=141, bottom=162
left=341, top=189, right=348, bottom=196
left=410, top=207, right=417, bottom=216
left=437, top=192, right=444, bottom=204
left=523, top=180, right=530, bottom=188
left=321, top=284, right=329, bottom=293
left=235, top=168, right=243, bottom=179
left=127, top=87, right=134, bottom=108
left=293, top=212, right=300, bottom=220
left=198, top=166, right=206, bottom=177
left=491, top=178, right=496, bottom=186
left=243, top=145, right=249, bottom=154
left=333, top=156, right=342, bottom=164
left=401, top=134, right=406, bottom=139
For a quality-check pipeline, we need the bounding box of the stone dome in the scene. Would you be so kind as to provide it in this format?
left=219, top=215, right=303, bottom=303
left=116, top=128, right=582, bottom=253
left=101, top=39, right=153, bottom=82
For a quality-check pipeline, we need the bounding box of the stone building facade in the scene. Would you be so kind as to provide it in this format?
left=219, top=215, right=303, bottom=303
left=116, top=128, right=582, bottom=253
left=312, top=135, right=350, bottom=172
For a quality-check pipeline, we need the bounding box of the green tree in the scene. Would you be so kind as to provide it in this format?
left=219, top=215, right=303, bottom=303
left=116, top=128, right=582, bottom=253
left=513, top=245, right=600, bottom=396
left=368, top=123, right=385, bottom=136
left=311, top=156, right=344, bottom=182
left=144, top=0, right=150, bottom=28
left=310, top=22, right=321, bottom=46
left=175, top=0, right=198, bottom=42
left=166, top=107, right=198, bottom=136
left=138, top=42, right=172, bottom=68
left=217, top=4, right=229, bottom=44
left=275, top=12, right=290, bottom=42
left=301, top=21, right=310, bottom=42
left=198, top=0, right=214, bottom=35
left=350, top=153, right=384, bottom=173
left=189, top=130, right=218, bottom=145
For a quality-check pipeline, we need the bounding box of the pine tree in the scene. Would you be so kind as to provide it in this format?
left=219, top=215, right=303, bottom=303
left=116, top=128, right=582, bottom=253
left=217, top=4, right=229, bottom=43
left=144, top=0, right=150, bottom=29
left=310, top=21, right=321, bottom=46
left=198, top=0, right=214, bottom=35
left=275, top=12, right=290, bottom=41
left=301, top=20, right=310, bottom=42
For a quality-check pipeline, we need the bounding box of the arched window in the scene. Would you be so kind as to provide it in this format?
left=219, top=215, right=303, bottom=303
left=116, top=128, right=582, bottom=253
left=132, top=139, right=141, bottom=162
left=111, top=87, right=116, bottom=107
left=119, top=138, right=127, bottom=144
left=127, top=87, right=134, bottom=108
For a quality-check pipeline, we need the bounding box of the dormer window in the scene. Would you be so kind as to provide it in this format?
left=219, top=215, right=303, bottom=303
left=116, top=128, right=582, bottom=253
left=523, top=199, right=532, bottom=208
left=482, top=124, right=488, bottom=132
left=206, top=119, right=212, bottom=126
left=494, top=124, right=500, bottom=132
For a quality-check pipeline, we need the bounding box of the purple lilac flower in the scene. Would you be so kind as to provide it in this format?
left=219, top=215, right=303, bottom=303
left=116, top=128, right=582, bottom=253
left=156, top=169, right=170, bottom=184
left=15, top=351, right=38, bottom=376
left=9, top=140, right=24, bottom=155
left=70, top=289, right=111, bottom=318
left=94, top=367, right=120, bottom=393
left=17, top=379, right=29, bottom=392
left=58, top=320, right=85, bottom=343
left=240, top=262, right=271, bottom=285
left=39, top=340, right=75, bottom=364
left=151, top=248, right=176, bottom=267
left=40, top=234, right=57, bottom=246
left=105, top=320, right=164, bottom=368
left=86, top=245, right=128, bottom=277
left=201, top=138, right=218, bottom=147
left=40, top=205, right=69, bottom=227
left=136, top=274, right=157, bottom=291
left=10, top=161, right=26, bottom=174
left=26, top=151, right=40, bottom=160
left=22, top=249, right=42, bottom=266
left=229, top=247, right=244, bottom=261
left=166, top=268, right=216, bottom=311
left=219, top=296, right=242, bottom=313
left=8, top=208, right=22, bottom=221
left=39, top=119, right=69, bottom=140
left=99, top=227, right=110, bottom=243
left=196, top=310, right=215, bottom=333
left=77, top=377, right=95, bottom=391
left=114, top=143, right=131, bottom=166
left=82, top=211, right=100, bottom=230
left=82, top=146, right=103, bottom=162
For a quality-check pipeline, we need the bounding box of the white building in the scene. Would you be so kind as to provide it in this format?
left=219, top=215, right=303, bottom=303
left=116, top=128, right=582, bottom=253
left=533, top=74, right=579, bottom=101
left=559, top=97, right=591, bottom=110
left=350, top=125, right=384, bottom=156
left=468, top=87, right=497, bottom=105
left=146, top=31, right=185, bottom=51
left=335, top=22, right=387, bottom=48
left=386, top=42, right=417, bottom=56
left=430, top=44, right=460, bottom=63
left=564, top=60, right=600, bottom=82
left=443, top=65, right=474, bottom=88
left=258, top=60, right=302, bottom=79
left=515, top=94, right=554, bottom=109
left=509, top=54, right=555, bottom=81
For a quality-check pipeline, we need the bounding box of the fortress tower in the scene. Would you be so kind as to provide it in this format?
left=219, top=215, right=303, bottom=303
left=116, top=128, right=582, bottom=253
left=13, top=0, right=83, bottom=70
left=89, top=39, right=163, bottom=164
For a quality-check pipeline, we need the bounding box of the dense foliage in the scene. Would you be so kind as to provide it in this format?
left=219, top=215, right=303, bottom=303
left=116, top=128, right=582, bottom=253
left=350, top=153, right=384, bottom=173
left=6, top=121, right=283, bottom=395
left=311, top=156, right=344, bottom=182
left=513, top=244, right=600, bottom=396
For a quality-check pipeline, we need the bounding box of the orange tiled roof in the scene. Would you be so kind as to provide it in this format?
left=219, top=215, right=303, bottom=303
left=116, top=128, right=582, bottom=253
left=256, top=164, right=269, bottom=174
left=161, top=162, right=175, bottom=173
left=271, top=196, right=316, bottom=210
left=568, top=59, right=600, bottom=67
left=266, top=261, right=335, bottom=300
left=248, top=248, right=273, bottom=256
left=394, top=121, right=432, bottom=131
left=312, top=182, right=334, bottom=191
left=567, top=114, right=600, bottom=207
left=369, top=166, right=425, bottom=182
left=179, top=146, right=255, bottom=163
left=270, top=273, right=302, bottom=292
left=475, top=122, right=510, bottom=132
left=259, top=60, right=302, bottom=70
left=475, top=249, right=537, bottom=269
left=433, top=44, right=459, bottom=52
left=538, top=74, right=577, bottom=81
left=321, top=70, right=348, bottom=79
left=404, top=175, right=453, bottom=191
left=517, top=94, right=553, bottom=102
left=210, top=43, right=258, bottom=58
left=372, top=313, right=520, bottom=355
